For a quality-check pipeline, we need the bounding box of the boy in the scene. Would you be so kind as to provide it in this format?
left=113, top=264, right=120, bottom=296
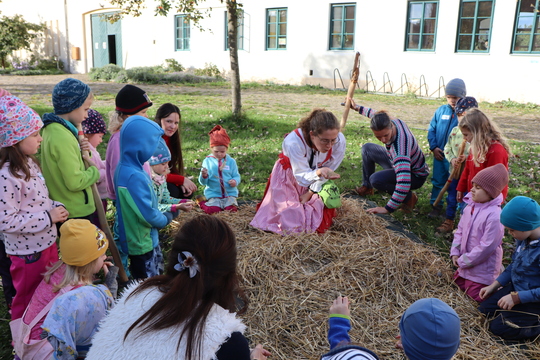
left=427, top=78, right=466, bottom=218
left=41, top=78, right=100, bottom=223
left=198, top=125, right=241, bottom=214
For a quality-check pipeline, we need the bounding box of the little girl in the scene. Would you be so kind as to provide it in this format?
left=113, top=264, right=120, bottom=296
left=82, top=109, right=108, bottom=211
left=198, top=125, right=241, bottom=214
left=0, top=96, right=69, bottom=320
left=149, top=138, right=194, bottom=214
left=456, top=108, right=510, bottom=203
left=450, top=163, right=508, bottom=302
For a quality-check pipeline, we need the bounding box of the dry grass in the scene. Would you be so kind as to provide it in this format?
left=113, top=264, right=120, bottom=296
left=169, top=198, right=540, bottom=360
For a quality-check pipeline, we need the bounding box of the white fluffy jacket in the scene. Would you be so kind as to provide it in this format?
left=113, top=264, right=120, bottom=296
left=86, top=282, right=246, bottom=360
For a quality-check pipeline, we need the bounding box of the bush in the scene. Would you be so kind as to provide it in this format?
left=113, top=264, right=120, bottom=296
left=194, top=63, right=223, bottom=78
left=10, top=69, right=64, bottom=75
left=89, top=64, right=122, bottom=81
left=164, top=58, right=184, bottom=72
left=32, top=56, right=64, bottom=71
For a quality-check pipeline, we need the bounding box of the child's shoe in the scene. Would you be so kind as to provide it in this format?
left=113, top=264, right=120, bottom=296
left=427, top=204, right=443, bottom=218
left=436, top=219, right=455, bottom=233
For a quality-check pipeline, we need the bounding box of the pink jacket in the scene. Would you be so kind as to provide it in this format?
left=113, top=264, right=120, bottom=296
left=450, top=193, right=504, bottom=285
left=89, top=144, right=107, bottom=200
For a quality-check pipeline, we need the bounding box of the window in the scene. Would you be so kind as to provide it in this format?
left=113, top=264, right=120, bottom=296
left=175, top=15, right=190, bottom=51
left=266, top=8, right=287, bottom=50
left=456, top=0, right=494, bottom=52
left=224, top=10, right=244, bottom=51
left=329, top=3, right=355, bottom=50
left=405, top=1, right=438, bottom=51
left=512, top=0, right=540, bottom=53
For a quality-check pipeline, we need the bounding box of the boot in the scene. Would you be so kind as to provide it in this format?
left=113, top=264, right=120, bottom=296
left=355, top=185, right=374, bottom=196
left=427, top=204, right=443, bottom=218
left=436, top=219, right=455, bottom=233
left=401, top=192, right=418, bottom=213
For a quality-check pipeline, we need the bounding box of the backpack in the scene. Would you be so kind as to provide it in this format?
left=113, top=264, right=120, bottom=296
left=319, top=180, right=342, bottom=209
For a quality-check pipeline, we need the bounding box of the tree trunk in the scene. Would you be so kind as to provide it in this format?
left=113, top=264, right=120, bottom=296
left=227, top=1, right=241, bottom=117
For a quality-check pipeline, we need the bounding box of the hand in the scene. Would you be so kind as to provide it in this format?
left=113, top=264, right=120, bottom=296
left=250, top=344, right=271, bottom=360
left=498, top=294, right=517, bottom=310
left=450, top=158, right=457, bottom=168
left=49, top=206, right=69, bottom=223
left=228, top=179, right=237, bottom=187
left=451, top=255, right=459, bottom=267
left=457, top=191, right=463, bottom=203
left=366, top=206, right=388, bottom=214
left=201, top=168, right=208, bottom=179
left=456, top=154, right=466, bottom=164
left=329, top=296, right=350, bottom=316
left=101, top=261, right=115, bottom=277
left=395, top=335, right=404, bottom=350
left=82, top=153, right=97, bottom=168
left=178, top=201, right=194, bottom=212
left=317, top=167, right=340, bottom=180
left=79, top=137, right=91, bottom=153
left=432, top=147, right=444, bottom=161
left=479, top=281, right=500, bottom=300
left=300, top=190, right=314, bottom=204
left=182, top=177, right=198, bottom=196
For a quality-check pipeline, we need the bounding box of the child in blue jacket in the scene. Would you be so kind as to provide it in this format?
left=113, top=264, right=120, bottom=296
left=427, top=78, right=466, bottom=218
left=114, top=116, right=173, bottom=280
left=198, top=125, right=241, bottom=214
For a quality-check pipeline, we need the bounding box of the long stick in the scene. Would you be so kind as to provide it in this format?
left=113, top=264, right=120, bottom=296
left=340, top=52, right=360, bottom=130
left=77, top=126, right=128, bottom=283
left=433, top=140, right=467, bottom=207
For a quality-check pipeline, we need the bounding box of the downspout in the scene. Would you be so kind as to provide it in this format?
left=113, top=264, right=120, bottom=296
left=64, top=0, right=71, bottom=73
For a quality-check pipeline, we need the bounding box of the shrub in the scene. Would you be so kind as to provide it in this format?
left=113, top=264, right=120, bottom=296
left=164, top=58, right=184, bottom=72
left=194, top=63, right=223, bottom=78
left=89, top=64, right=122, bottom=81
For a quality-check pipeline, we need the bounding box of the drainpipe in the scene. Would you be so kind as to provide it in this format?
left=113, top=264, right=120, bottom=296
left=64, top=0, right=71, bottom=73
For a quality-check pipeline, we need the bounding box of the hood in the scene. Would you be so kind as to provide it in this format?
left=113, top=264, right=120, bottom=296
left=463, top=192, right=503, bottom=207
left=119, top=115, right=164, bottom=167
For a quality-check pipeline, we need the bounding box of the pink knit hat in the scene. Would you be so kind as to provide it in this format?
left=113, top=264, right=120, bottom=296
left=472, top=163, right=508, bottom=199
left=0, top=96, right=43, bottom=148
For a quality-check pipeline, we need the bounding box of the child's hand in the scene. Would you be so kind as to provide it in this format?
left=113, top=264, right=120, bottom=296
left=300, top=190, right=314, bottom=204
left=49, top=206, right=69, bottom=223
left=228, top=179, right=237, bottom=187
left=329, top=296, right=350, bottom=316
left=432, top=147, right=444, bottom=161
left=250, top=344, right=271, bottom=360
left=201, top=168, right=208, bottom=179
left=178, top=201, right=194, bottom=212
left=79, top=137, right=91, bottom=153
left=82, top=153, right=97, bottom=168
left=498, top=294, right=518, bottom=310
left=457, top=191, right=463, bottom=203
left=479, top=281, right=500, bottom=300
left=456, top=154, right=466, bottom=164
left=451, top=255, right=459, bottom=267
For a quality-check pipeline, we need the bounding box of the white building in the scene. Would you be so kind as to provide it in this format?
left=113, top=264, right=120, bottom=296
left=2, top=0, right=539, bottom=104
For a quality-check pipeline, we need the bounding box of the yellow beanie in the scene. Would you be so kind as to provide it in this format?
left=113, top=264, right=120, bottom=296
left=59, top=219, right=108, bottom=266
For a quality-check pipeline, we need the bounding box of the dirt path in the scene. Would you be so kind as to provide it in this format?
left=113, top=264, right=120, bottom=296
left=2, top=74, right=539, bottom=143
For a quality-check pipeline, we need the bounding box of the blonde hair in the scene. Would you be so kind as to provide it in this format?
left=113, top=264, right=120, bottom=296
left=107, top=110, right=129, bottom=133
left=459, top=108, right=511, bottom=166
left=43, top=258, right=101, bottom=292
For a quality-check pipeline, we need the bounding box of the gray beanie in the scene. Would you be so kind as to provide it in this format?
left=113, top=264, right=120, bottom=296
left=445, top=78, right=466, bottom=98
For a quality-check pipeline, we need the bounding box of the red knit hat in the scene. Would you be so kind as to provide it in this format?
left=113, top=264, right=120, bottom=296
left=209, top=125, right=230, bottom=148
left=472, top=163, right=508, bottom=199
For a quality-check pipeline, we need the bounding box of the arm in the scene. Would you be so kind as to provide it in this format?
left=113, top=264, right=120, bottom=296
left=229, top=157, right=241, bottom=187
left=328, top=296, right=351, bottom=349
left=384, top=156, right=412, bottom=212
left=309, top=133, right=346, bottom=193
left=444, top=128, right=458, bottom=166
left=283, top=133, right=322, bottom=188
left=456, top=154, right=471, bottom=193
left=198, top=157, right=211, bottom=186
left=427, top=111, right=439, bottom=150
left=166, top=172, right=185, bottom=186
left=449, top=212, right=466, bottom=257
left=456, top=214, right=504, bottom=269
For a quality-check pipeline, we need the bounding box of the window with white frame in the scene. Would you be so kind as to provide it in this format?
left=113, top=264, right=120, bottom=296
left=405, top=1, right=438, bottom=51
left=512, top=0, right=540, bottom=53
left=329, top=3, right=355, bottom=50
left=456, top=0, right=494, bottom=52
left=175, top=15, right=190, bottom=51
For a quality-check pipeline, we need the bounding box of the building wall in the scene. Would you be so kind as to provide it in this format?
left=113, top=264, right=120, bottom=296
left=2, top=0, right=539, bottom=104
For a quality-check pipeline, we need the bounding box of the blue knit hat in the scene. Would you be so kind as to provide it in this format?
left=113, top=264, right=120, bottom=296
left=455, top=96, right=478, bottom=115
left=149, top=137, right=171, bottom=166
left=53, top=78, right=91, bottom=115
left=445, top=78, right=466, bottom=98
left=399, top=298, right=460, bottom=360
left=500, top=196, right=540, bottom=231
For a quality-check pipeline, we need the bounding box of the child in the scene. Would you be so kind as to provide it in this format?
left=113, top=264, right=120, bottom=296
left=198, top=125, right=241, bottom=214
left=427, top=78, right=466, bottom=218
left=40, top=78, right=100, bottom=224
left=115, top=115, right=174, bottom=280
left=0, top=95, right=69, bottom=320
left=479, top=196, right=540, bottom=340
left=323, top=296, right=460, bottom=360
left=149, top=138, right=194, bottom=214
left=437, top=96, right=478, bottom=233
left=450, top=164, right=508, bottom=302
left=82, top=108, right=108, bottom=211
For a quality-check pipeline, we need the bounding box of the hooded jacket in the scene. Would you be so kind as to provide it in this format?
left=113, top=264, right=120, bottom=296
left=428, top=104, right=457, bottom=151
left=114, top=116, right=172, bottom=256
left=450, top=193, right=504, bottom=286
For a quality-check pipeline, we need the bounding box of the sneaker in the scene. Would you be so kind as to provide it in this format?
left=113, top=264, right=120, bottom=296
left=427, top=204, right=443, bottom=218
left=355, top=185, right=374, bottom=196
left=401, top=192, right=418, bottom=213
left=436, top=219, right=455, bottom=233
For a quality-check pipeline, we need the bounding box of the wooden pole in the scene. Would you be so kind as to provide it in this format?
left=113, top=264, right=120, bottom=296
left=77, top=126, right=128, bottom=283
left=340, top=52, right=360, bottom=130
left=433, top=140, right=467, bottom=207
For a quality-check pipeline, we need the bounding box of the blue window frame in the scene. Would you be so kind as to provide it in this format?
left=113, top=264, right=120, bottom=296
left=512, top=0, right=540, bottom=53
left=456, top=0, right=494, bottom=52
left=175, top=15, right=190, bottom=51
left=224, top=10, right=244, bottom=51
left=405, top=1, right=438, bottom=51
left=329, top=3, right=356, bottom=50
left=266, top=8, right=287, bottom=50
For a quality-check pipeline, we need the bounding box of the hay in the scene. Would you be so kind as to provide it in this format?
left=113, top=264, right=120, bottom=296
left=169, top=198, right=540, bottom=359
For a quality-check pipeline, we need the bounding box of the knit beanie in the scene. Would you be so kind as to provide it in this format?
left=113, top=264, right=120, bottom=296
left=445, top=78, right=467, bottom=98
left=52, top=78, right=91, bottom=115
left=399, top=298, right=460, bottom=360
left=149, top=137, right=171, bottom=165
left=82, top=109, right=107, bottom=135
left=115, top=84, right=153, bottom=115
left=455, top=96, right=478, bottom=115
left=471, top=163, right=508, bottom=199
left=0, top=96, right=43, bottom=148
left=59, top=219, right=108, bottom=267
left=500, top=196, right=540, bottom=232
left=209, top=125, right=231, bottom=148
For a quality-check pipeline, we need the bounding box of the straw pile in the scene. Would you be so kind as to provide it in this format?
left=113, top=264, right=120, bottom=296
left=169, top=198, right=540, bottom=360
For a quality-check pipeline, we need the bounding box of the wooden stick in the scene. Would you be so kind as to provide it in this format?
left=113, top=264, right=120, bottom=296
left=340, top=52, right=360, bottom=130
left=433, top=140, right=467, bottom=207
left=77, top=126, right=129, bottom=283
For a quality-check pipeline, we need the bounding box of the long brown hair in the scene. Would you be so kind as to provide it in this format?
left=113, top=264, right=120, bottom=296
left=0, top=144, right=38, bottom=181
left=124, top=215, right=246, bottom=359
left=154, top=103, right=184, bottom=176
left=297, top=108, right=340, bottom=148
